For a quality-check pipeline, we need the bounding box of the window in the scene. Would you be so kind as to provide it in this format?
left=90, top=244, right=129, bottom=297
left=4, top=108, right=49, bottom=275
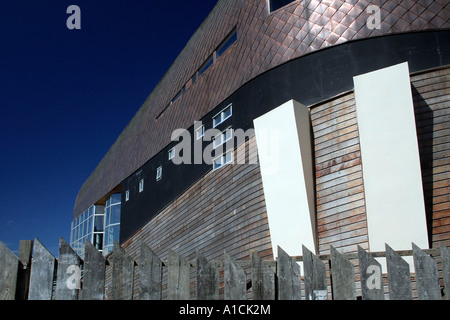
left=216, top=30, right=237, bottom=60
left=196, top=124, right=205, bottom=140
left=139, top=179, right=144, bottom=193
left=156, top=166, right=162, bottom=181
left=103, top=193, right=121, bottom=255
left=198, top=55, right=214, bottom=77
left=213, top=104, right=232, bottom=127
left=168, top=148, right=175, bottom=160
left=213, top=150, right=233, bottom=171
left=213, top=127, right=233, bottom=149
left=125, top=190, right=130, bottom=202
left=269, top=0, right=297, bottom=12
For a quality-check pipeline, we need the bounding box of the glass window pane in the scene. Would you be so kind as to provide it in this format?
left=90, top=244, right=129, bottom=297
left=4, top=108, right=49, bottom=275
left=94, top=215, right=104, bottom=232
left=225, top=151, right=232, bottom=164
left=105, top=207, right=110, bottom=227
left=111, top=193, right=121, bottom=204
left=223, top=105, right=232, bottom=119
left=87, top=216, right=92, bottom=235
left=110, top=205, right=121, bottom=225
left=198, top=55, right=213, bottom=76
left=270, top=0, right=296, bottom=12
left=213, top=114, right=221, bottom=127
left=93, top=233, right=103, bottom=250
left=216, top=31, right=237, bottom=59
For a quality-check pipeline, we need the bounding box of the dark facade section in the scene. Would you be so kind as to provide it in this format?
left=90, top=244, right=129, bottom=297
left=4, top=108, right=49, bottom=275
left=119, top=30, right=450, bottom=243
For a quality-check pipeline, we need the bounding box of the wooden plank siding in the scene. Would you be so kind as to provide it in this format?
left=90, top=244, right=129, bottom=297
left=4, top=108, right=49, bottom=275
left=310, top=92, right=369, bottom=256
left=411, top=67, right=450, bottom=249
left=103, top=66, right=449, bottom=300
left=116, top=136, right=272, bottom=299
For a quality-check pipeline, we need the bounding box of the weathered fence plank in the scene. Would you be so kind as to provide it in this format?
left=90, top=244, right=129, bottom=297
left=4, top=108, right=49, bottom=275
left=28, top=238, right=56, bottom=300
left=196, top=251, right=219, bottom=300
left=55, top=237, right=81, bottom=300
left=224, top=251, right=247, bottom=300
left=111, top=241, right=135, bottom=300
left=0, top=241, right=19, bottom=300
left=277, top=246, right=301, bottom=300
left=167, top=249, right=190, bottom=300
left=440, top=242, right=450, bottom=300
left=139, top=243, right=163, bottom=300
left=385, top=244, right=412, bottom=300
left=330, top=245, right=356, bottom=300
left=251, top=251, right=275, bottom=300
left=15, top=240, right=33, bottom=300
left=302, top=245, right=327, bottom=300
left=1, top=238, right=449, bottom=301
left=413, top=243, right=441, bottom=300
left=358, top=245, right=384, bottom=300
left=80, top=240, right=106, bottom=300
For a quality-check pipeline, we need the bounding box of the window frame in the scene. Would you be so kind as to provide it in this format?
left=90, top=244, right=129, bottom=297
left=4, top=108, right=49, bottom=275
left=195, top=124, right=205, bottom=140
left=212, top=149, right=234, bottom=171
left=213, top=126, right=233, bottom=149
left=168, top=148, right=175, bottom=160
left=213, top=104, right=232, bottom=128
left=156, top=166, right=163, bottom=181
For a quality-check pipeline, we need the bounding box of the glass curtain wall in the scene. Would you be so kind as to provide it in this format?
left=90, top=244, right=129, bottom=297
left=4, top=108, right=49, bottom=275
left=103, top=193, right=121, bottom=254
left=69, top=204, right=105, bottom=257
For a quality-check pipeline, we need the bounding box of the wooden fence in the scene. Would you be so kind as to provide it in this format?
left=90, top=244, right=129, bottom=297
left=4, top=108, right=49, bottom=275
left=1, top=237, right=449, bottom=300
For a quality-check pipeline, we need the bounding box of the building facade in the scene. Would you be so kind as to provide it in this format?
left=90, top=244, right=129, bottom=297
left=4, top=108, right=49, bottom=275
left=72, top=0, right=449, bottom=280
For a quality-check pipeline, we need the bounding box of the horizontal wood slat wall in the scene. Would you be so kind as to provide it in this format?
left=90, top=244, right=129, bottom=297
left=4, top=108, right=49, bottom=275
left=310, top=92, right=369, bottom=256
left=111, top=137, right=272, bottom=299
left=105, top=66, right=449, bottom=300
left=412, top=67, right=450, bottom=249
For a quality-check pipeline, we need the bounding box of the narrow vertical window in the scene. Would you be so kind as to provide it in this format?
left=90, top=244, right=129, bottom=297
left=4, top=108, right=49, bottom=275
left=156, top=166, right=162, bottom=181
left=139, top=179, right=144, bottom=193
left=168, top=148, right=175, bottom=160
left=125, top=190, right=130, bottom=202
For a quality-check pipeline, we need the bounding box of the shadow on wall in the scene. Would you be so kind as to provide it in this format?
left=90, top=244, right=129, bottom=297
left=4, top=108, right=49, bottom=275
left=412, top=84, right=434, bottom=247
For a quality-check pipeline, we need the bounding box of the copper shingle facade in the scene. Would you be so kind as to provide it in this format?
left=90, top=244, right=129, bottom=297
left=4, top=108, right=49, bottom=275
left=74, top=0, right=450, bottom=217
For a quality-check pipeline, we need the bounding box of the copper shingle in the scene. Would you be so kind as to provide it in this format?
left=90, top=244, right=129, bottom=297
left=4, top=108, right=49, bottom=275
left=74, top=0, right=450, bottom=217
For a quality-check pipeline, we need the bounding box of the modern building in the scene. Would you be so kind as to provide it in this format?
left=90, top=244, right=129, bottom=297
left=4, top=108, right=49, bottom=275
left=72, top=0, right=449, bottom=281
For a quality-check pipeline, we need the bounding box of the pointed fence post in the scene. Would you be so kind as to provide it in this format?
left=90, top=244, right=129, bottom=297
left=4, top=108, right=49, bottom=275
left=16, top=240, right=33, bottom=300
left=302, top=245, right=327, bottom=300
left=277, top=246, right=301, bottom=300
left=80, top=240, right=106, bottom=300
left=330, top=245, right=356, bottom=300
left=28, top=238, right=56, bottom=300
left=251, top=251, right=275, bottom=300
left=224, top=251, right=247, bottom=300
left=55, top=237, right=81, bottom=300
left=111, top=241, right=135, bottom=300
left=440, top=243, right=450, bottom=300
left=139, top=243, right=163, bottom=300
left=0, top=241, right=19, bottom=300
left=358, top=245, right=384, bottom=300
left=412, top=243, right=441, bottom=300
left=196, top=251, right=219, bottom=300
left=385, top=244, right=412, bottom=300
left=167, top=249, right=190, bottom=300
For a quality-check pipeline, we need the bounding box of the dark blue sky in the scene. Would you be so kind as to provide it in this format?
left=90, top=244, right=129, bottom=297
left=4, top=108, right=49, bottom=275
left=0, top=0, right=218, bottom=256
